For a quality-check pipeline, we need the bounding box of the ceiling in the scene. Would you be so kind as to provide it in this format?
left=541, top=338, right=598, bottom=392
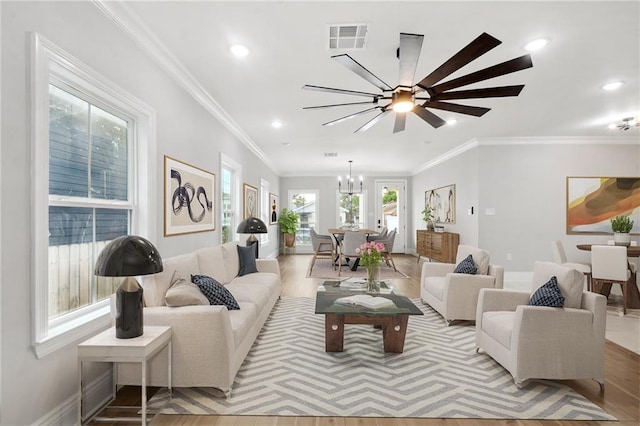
left=122, top=1, right=640, bottom=176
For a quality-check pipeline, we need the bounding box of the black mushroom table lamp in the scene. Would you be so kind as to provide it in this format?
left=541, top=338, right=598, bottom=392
left=237, top=217, right=268, bottom=258
left=94, top=235, right=163, bottom=339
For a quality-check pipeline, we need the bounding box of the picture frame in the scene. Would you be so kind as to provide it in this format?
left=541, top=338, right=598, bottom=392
left=566, top=176, right=640, bottom=234
left=164, top=155, right=215, bottom=236
left=425, top=184, right=456, bottom=224
left=269, top=193, right=279, bottom=224
left=243, top=183, right=258, bottom=219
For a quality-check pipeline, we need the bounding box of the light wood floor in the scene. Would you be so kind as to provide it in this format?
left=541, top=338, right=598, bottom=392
left=93, top=254, right=640, bottom=426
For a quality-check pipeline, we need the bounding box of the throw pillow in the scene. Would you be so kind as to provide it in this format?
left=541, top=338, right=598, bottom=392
left=454, top=254, right=477, bottom=274
left=191, top=274, right=240, bottom=310
left=165, top=270, right=209, bottom=307
left=528, top=276, right=565, bottom=307
left=237, top=244, right=258, bottom=276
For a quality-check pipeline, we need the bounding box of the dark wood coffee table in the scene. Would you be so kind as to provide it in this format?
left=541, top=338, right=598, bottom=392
left=315, top=283, right=423, bottom=353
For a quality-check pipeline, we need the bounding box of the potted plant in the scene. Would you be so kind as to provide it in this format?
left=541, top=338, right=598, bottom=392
left=611, top=215, right=634, bottom=246
left=278, top=208, right=300, bottom=248
left=421, top=205, right=435, bottom=231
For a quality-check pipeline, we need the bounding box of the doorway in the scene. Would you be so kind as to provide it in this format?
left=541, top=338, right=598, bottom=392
left=375, top=180, right=406, bottom=253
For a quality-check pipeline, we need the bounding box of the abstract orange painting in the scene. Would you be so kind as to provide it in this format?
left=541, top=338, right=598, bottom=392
left=566, top=177, right=640, bottom=234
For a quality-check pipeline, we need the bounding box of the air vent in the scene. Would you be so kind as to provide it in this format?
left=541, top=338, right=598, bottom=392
left=324, top=152, right=338, bottom=157
left=328, top=24, right=368, bottom=50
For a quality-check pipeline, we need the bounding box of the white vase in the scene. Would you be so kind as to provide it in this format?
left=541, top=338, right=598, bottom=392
left=613, top=232, right=631, bottom=246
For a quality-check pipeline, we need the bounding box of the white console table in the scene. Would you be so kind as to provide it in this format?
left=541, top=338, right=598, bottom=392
left=77, top=326, right=172, bottom=425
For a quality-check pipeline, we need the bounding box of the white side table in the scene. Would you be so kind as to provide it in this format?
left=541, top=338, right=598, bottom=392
left=77, top=326, right=172, bottom=425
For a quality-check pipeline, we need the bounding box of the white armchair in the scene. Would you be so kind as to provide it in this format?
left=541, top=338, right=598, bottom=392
left=475, top=261, right=607, bottom=389
left=420, top=245, right=504, bottom=324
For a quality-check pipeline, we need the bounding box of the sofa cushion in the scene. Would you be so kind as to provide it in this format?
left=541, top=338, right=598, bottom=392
left=531, top=261, right=583, bottom=309
left=482, top=311, right=515, bottom=349
left=228, top=302, right=258, bottom=346
left=423, top=276, right=446, bottom=301
left=456, top=245, right=490, bottom=275
left=226, top=278, right=279, bottom=308
left=164, top=272, right=209, bottom=307
left=222, top=242, right=241, bottom=283
left=528, top=276, right=565, bottom=307
left=454, top=254, right=477, bottom=274
left=191, top=274, right=240, bottom=310
left=237, top=245, right=259, bottom=276
left=194, top=246, right=227, bottom=285
left=140, top=252, right=200, bottom=307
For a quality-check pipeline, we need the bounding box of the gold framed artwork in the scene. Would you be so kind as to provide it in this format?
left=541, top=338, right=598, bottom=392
left=243, top=183, right=258, bottom=219
left=425, top=184, right=456, bottom=224
left=164, top=156, right=215, bottom=236
left=566, top=176, right=640, bottom=234
left=269, top=193, right=278, bottom=224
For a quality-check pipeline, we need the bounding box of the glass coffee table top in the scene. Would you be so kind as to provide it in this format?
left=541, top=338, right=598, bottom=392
left=315, top=279, right=423, bottom=316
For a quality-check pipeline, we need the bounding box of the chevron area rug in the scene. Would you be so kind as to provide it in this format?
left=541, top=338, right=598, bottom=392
left=306, top=257, right=409, bottom=279
left=148, top=297, right=615, bottom=420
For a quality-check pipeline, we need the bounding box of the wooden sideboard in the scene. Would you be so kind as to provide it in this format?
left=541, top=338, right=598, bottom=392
left=416, top=230, right=459, bottom=263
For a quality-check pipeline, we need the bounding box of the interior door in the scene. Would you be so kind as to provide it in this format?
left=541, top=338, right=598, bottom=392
left=375, top=180, right=406, bottom=253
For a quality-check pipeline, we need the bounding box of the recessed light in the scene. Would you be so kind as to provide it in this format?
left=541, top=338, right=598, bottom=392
left=608, top=123, right=617, bottom=129
left=446, top=119, right=457, bottom=126
left=230, top=44, right=249, bottom=57
left=271, top=120, right=283, bottom=129
left=282, top=142, right=291, bottom=147
left=524, top=38, right=549, bottom=51
left=602, top=81, right=623, bottom=91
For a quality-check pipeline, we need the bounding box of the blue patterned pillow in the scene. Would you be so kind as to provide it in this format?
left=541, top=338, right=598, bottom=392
left=529, top=276, right=565, bottom=307
left=454, top=254, right=477, bottom=274
left=191, top=274, right=240, bottom=310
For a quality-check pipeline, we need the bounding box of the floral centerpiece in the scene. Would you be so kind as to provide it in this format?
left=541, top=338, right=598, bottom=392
left=356, top=241, right=385, bottom=292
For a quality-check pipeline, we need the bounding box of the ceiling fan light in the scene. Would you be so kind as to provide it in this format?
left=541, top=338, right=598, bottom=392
left=230, top=44, right=250, bottom=57
left=392, top=101, right=414, bottom=113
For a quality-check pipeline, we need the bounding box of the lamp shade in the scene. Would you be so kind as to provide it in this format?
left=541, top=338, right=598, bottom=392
left=236, top=217, right=268, bottom=234
left=94, top=235, right=163, bottom=339
left=94, top=235, right=163, bottom=277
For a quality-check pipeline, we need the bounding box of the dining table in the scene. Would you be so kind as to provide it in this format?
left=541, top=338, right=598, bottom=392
left=576, top=244, right=640, bottom=309
left=328, top=228, right=379, bottom=271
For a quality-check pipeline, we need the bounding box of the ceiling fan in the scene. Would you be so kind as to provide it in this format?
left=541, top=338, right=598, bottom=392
left=303, top=32, right=533, bottom=133
left=616, top=117, right=639, bottom=131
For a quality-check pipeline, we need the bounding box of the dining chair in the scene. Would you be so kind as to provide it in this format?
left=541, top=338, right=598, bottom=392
left=309, top=228, right=336, bottom=273
left=377, top=229, right=397, bottom=271
left=551, top=240, right=592, bottom=291
left=368, top=227, right=388, bottom=242
left=591, top=245, right=632, bottom=315
left=338, top=231, right=368, bottom=276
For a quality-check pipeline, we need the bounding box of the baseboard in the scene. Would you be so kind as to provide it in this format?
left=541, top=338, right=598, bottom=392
left=32, top=369, right=112, bottom=426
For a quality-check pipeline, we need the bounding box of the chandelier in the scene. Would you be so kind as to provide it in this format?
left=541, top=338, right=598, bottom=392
left=338, top=160, right=363, bottom=195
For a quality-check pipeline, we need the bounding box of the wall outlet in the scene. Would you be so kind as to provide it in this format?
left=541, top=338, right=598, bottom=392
left=506, top=253, right=512, bottom=261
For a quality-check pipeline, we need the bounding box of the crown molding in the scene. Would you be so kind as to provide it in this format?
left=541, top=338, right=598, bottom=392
left=413, top=135, right=639, bottom=175
left=91, top=0, right=278, bottom=174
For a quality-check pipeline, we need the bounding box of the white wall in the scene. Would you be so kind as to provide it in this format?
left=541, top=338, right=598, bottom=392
left=412, top=140, right=640, bottom=272
left=1, top=2, right=278, bottom=424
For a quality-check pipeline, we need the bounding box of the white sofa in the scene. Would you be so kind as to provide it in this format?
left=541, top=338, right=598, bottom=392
left=421, top=245, right=504, bottom=324
left=117, top=242, right=281, bottom=396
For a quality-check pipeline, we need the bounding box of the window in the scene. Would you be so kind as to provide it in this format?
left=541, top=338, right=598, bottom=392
left=260, top=179, right=270, bottom=245
left=337, top=192, right=366, bottom=229
left=220, top=154, right=242, bottom=244
left=32, top=34, right=155, bottom=358
left=288, top=190, right=318, bottom=247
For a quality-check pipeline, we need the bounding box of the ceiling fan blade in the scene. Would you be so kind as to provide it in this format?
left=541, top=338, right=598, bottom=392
left=302, top=84, right=382, bottom=98
left=415, top=32, right=501, bottom=90
left=355, top=109, right=390, bottom=133
left=413, top=107, right=446, bottom=129
left=398, top=33, right=424, bottom=86
left=431, top=55, right=533, bottom=94
left=393, top=113, right=407, bottom=133
left=304, top=100, right=379, bottom=110
left=432, top=85, right=525, bottom=100
left=422, top=100, right=490, bottom=117
left=333, top=54, right=394, bottom=91
left=322, top=107, right=381, bottom=127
